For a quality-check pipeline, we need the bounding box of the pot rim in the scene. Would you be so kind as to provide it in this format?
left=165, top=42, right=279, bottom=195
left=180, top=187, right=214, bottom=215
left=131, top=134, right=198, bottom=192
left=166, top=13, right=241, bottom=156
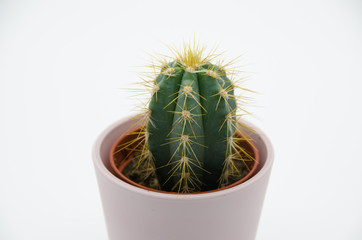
left=92, top=116, right=274, bottom=200
left=109, top=125, right=260, bottom=195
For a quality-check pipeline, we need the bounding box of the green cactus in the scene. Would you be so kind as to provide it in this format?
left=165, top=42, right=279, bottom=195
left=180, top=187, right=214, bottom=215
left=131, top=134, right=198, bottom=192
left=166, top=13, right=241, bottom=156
left=124, top=43, right=254, bottom=193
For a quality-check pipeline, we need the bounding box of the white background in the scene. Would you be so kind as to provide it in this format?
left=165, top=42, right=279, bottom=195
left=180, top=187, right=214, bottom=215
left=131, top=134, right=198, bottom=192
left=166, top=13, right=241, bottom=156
left=1, top=0, right=361, bottom=239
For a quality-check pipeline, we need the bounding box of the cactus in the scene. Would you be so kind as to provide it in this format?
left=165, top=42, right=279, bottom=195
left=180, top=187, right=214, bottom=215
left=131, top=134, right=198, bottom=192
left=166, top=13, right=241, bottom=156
left=124, top=42, right=254, bottom=193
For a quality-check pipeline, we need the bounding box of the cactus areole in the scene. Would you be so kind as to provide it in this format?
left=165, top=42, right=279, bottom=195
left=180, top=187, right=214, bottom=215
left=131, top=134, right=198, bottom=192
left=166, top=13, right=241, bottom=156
left=113, top=44, right=257, bottom=193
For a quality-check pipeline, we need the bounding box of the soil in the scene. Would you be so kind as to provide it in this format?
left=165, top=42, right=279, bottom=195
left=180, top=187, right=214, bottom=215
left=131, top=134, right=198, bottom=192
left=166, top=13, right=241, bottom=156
left=122, top=156, right=161, bottom=190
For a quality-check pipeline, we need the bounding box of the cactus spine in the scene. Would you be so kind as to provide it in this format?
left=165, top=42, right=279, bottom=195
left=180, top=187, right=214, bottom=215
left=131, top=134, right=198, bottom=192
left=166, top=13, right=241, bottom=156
left=126, top=43, right=254, bottom=193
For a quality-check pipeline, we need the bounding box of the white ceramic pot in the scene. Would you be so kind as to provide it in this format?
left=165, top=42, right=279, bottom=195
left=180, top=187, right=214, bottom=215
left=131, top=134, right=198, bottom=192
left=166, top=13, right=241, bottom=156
left=92, top=117, right=274, bottom=240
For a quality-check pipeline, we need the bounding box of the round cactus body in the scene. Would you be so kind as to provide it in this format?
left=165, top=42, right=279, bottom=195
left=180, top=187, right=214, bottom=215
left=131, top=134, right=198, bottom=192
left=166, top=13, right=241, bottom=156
left=114, top=43, right=255, bottom=193
left=144, top=48, right=246, bottom=192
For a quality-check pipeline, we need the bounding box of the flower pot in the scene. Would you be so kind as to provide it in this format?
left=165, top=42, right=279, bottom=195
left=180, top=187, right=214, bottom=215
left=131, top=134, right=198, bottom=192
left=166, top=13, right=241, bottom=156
left=109, top=126, right=260, bottom=194
left=92, top=116, right=274, bottom=240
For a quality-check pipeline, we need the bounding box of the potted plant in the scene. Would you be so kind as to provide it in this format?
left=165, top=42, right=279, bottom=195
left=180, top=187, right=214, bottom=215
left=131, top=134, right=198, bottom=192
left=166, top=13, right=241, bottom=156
left=92, top=42, right=274, bottom=240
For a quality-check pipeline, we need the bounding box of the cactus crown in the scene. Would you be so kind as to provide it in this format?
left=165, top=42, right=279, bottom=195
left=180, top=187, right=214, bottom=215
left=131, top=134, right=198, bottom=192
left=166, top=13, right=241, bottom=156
left=120, top=41, right=255, bottom=193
